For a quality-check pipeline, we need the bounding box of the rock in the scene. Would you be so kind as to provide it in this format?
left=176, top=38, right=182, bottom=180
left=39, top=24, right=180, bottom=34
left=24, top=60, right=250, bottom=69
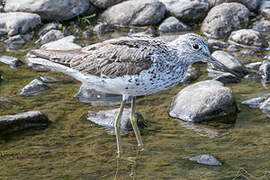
left=169, top=80, right=238, bottom=122
left=242, top=96, right=269, bottom=108
left=93, top=23, right=114, bottom=35
left=252, top=19, right=270, bottom=34
left=213, top=73, right=240, bottom=83
left=201, top=3, right=250, bottom=38
left=158, top=16, right=191, bottom=33
left=74, top=84, right=122, bottom=107
left=87, top=108, right=145, bottom=131
left=189, top=154, right=222, bottom=166
left=160, top=0, right=209, bottom=23
left=228, top=29, right=268, bottom=49
left=0, top=111, right=49, bottom=135
left=0, top=56, right=23, bottom=68
left=35, top=30, right=64, bottom=45
left=4, top=35, right=25, bottom=45
left=19, top=79, right=49, bottom=96
left=208, top=39, right=229, bottom=51
left=4, top=0, right=91, bottom=21
left=41, top=36, right=81, bottom=50
left=259, top=60, right=270, bottom=82
left=39, top=76, right=57, bottom=83
left=245, top=62, right=262, bottom=72
left=182, top=66, right=202, bottom=84
left=240, top=49, right=256, bottom=55
left=207, top=0, right=260, bottom=11
left=38, top=23, right=60, bottom=36
left=0, top=97, right=16, bottom=110
left=260, top=0, right=270, bottom=20
left=101, top=0, right=166, bottom=26
left=259, top=98, right=270, bottom=112
left=23, top=31, right=35, bottom=41
left=90, top=0, right=125, bottom=9
left=0, top=12, right=41, bottom=36
left=208, top=51, right=244, bottom=77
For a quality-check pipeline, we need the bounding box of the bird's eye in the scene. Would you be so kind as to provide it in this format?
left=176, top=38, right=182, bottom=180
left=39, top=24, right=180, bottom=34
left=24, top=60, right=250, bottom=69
left=192, top=44, right=200, bottom=50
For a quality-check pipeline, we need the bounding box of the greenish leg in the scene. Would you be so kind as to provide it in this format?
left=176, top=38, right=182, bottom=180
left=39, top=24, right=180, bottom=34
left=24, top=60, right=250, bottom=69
left=114, top=100, right=125, bottom=158
left=130, top=97, right=144, bottom=148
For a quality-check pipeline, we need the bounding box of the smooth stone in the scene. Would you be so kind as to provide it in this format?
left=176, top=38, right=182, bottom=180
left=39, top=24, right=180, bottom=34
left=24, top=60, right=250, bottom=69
left=259, top=60, right=270, bottom=82
left=245, top=62, right=262, bottom=72
left=101, top=0, right=166, bottom=25
left=207, top=0, right=261, bottom=11
left=0, top=12, right=41, bottom=36
left=158, top=16, right=191, bottom=33
left=0, top=56, right=23, bottom=68
left=0, top=111, right=49, bottom=135
left=242, top=96, right=269, bottom=108
left=228, top=29, right=268, bottom=49
left=40, top=36, right=81, bottom=50
left=260, top=0, right=270, bottom=20
left=4, top=35, right=26, bottom=46
left=87, top=108, right=145, bottom=131
left=74, top=84, right=122, bottom=107
left=35, top=30, right=64, bottom=45
left=201, top=3, right=250, bottom=38
left=189, top=154, right=222, bottom=166
left=208, top=39, right=229, bottom=51
left=213, top=73, right=240, bottom=83
left=169, top=80, right=238, bottom=122
left=160, top=0, right=209, bottom=23
left=252, top=19, right=270, bottom=34
left=90, top=0, right=125, bottom=9
left=4, top=0, right=91, bottom=21
left=19, top=79, right=49, bottom=96
left=38, top=23, right=59, bottom=36
left=208, top=50, right=244, bottom=77
left=93, top=23, right=114, bottom=35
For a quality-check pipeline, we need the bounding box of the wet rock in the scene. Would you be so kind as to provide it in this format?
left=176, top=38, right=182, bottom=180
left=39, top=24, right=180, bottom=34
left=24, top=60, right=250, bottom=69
left=228, top=29, right=268, bottom=49
left=208, top=39, right=229, bottom=51
left=259, top=98, right=270, bottom=112
left=4, top=35, right=26, bottom=46
left=208, top=0, right=260, bottom=11
left=4, top=0, right=91, bottom=21
left=189, top=154, right=222, bottom=166
left=19, top=79, right=49, bottom=96
left=74, top=84, right=122, bottom=107
left=169, top=80, right=238, bottom=122
left=0, top=111, right=49, bottom=135
left=242, top=96, right=269, bottom=108
left=213, top=73, right=240, bottom=83
left=0, top=56, right=23, bottom=68
left=101, top=0, right=166, bottom=26
left=27, top=62, right=51, bottom=72
left=90, top=0, right=125, bottom=9
left=208, top=51, right=244, bottom=77
left=182, top=66, right=202, bottom=84
left=226, top=44, right=239, bottom=52
left=259, top=60, right=270, bottom=82
left=245, top=62, right=262, bottom=72
left=23, top=31, right=35, bottom=41
left=38, top=23, right=59, bottom=36
left=87, top=108, right=145, bottom=131
left=244, top=74, right=259, bottom=80
left=39, top=76, right=57, bottom=83
left=240, top=49, right=256, bottom=55
left=252, top=19, right=270, bottom=34
left=41, top=36, right=81, bottom=50
left=160, top=0, right=209, bottom=24
left=201, top=3, right=250, bottom=38
left=35, top=30, right=64, bottom=45
left=93, top=23, right=114, bottom=35
left=260, top=0, right=270, bottom=20
left=0, top=12, right=41, bottom=36
left=158, top=16, right=191, bottom=33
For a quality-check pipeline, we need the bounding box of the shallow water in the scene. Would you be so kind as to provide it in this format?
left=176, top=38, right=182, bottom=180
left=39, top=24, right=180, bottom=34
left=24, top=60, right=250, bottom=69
left=1, top=30, right=270, bottom=180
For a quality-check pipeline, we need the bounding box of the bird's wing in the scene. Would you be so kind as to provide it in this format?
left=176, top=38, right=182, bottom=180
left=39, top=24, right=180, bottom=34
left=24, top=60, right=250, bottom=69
left=70, top=36, right=171, bottom=77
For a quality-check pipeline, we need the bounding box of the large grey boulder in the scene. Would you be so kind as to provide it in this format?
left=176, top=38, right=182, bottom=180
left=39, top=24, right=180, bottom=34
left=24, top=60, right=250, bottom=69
left=228, top=29, right=268, bottom=49
left=101, top=0, right=166, bottom=25
left=0, top=12, right=41, bottom=36
left=208, top=0, right=261, bottom=11
left=4, top=0, right=91, bottom=21
left=90, top=0, right=125, bottom=9
left=158, top=16, right=191, bottom=33
left=0, top=111, right=50, bottom=135
left=169, top=80, right=238, bottom=122
left=160, top=0, right=209, bottom=23
left=201, top=3, right=250, bottom=38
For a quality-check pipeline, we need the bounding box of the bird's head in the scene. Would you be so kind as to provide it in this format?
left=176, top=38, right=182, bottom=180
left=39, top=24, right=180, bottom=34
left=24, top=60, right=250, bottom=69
left=169, top=33, right=240, bottom=77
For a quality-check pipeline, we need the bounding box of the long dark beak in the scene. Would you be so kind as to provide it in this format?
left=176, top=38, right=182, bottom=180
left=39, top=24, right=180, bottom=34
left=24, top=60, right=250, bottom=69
left=208, top=55, right=241, bottom=78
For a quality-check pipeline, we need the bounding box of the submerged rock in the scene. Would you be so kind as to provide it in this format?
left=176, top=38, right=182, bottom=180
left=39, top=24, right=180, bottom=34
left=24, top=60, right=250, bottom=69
left=189, top=154, right=222, bottom=166
left=0, top=56, right=23, bottom=68
left=169, top=80, right=238, bottom=122
left=158, top=16, right=191, bottom=33
left=87, top=108, right=145, bottom=131
left=101, top=0, right=166, bottom=25
left=201, top=3, right=249, bottom=38
left=0, top=111, right=49, bottom=135
left=19, top=79, right=49, bottom=96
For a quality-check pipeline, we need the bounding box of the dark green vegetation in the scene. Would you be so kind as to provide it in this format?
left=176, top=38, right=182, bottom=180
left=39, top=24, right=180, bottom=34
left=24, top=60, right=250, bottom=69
left=0, top=33, right=270, bottom=180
